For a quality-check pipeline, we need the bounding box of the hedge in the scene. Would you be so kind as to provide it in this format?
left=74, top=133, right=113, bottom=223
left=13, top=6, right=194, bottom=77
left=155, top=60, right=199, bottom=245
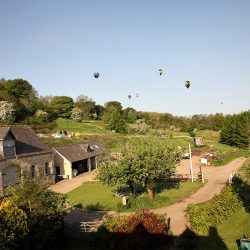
left=186, top=186, right=242, bottom=233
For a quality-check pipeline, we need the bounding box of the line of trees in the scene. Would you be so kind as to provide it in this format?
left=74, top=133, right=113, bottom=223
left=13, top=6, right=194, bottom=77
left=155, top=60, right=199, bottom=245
left=0, top=77, right=249, bottom=148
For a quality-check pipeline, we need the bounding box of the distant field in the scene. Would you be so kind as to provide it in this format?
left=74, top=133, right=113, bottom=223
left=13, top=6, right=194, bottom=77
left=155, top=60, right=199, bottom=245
left=54, top=118, right=108, bottom=134
left=45, top=119, right=243, bottom=158
left=196, top=130, right=220, bottom=142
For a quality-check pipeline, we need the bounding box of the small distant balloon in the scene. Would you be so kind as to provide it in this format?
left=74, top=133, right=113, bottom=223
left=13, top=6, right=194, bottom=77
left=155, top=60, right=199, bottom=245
left=93, top=72, right=100, bottom=78
left=158, top=69, right=163, bottom=76
left=220, top=102, right=223, bottom=105
left=184, top=80, right=190, bottom=89
left=128, top=95, right=131, bottom=100
left=136, top=93, right=139, bottom=98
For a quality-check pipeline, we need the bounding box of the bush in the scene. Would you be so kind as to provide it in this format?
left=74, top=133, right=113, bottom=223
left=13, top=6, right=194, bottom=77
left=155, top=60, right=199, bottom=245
left=186, top=186, right=242, bottom=233
left=96, top=210, right=171, bottom=249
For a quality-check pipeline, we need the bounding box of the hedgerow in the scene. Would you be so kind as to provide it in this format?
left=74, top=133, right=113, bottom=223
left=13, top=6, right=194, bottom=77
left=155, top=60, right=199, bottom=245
left=186, top=186, right=242, bottom=233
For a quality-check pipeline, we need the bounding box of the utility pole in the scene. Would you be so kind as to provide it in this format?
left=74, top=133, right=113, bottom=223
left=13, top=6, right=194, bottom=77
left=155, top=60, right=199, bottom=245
left=189, top=143, right=194, bottom=182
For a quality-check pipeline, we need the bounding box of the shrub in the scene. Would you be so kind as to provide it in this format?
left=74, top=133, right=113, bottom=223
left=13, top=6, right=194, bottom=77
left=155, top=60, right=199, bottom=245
left=0, top=200, right=28, bottom=249
left=186, top=186, right=242, bottom=233
left=97, top=210, right=171, bottom=249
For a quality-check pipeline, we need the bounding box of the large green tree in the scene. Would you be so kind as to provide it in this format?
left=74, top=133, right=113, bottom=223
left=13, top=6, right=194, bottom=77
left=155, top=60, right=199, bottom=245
left=49, top=96, right=74, bottom=118
left=220, top=113, right=249, bottom=148
left=97, top=139, right=181, bottom=198
left=102, top=101, right=127, bottom=134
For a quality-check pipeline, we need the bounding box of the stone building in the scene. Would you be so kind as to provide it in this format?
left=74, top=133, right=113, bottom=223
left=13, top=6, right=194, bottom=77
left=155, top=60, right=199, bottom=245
left=0, top=125, right=55, bottom=196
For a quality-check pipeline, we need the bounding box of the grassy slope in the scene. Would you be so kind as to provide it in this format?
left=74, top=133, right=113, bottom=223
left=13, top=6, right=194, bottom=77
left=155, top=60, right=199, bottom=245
left=195, top=208, right=250, bottom=250
left=195, top=159, right=250, bottom=250
left=54, top=118, right=108, bottom=134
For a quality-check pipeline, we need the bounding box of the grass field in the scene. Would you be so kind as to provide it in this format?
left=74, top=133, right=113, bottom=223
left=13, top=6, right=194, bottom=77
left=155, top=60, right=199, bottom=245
left=44, top=119, right=247, bottom=163
left=195, top=130, right=220, bottom=142
left=195, top=207, right=250, bottom=250
left=195, top=159, right=250, bottom=250
left=67, top=181, right=203, bottom=212
left=54, top=118, right=109, bottom=134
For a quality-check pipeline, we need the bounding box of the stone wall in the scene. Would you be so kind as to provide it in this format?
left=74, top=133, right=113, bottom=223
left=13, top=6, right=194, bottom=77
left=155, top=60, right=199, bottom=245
left=0, top=152, right=55, bottom=196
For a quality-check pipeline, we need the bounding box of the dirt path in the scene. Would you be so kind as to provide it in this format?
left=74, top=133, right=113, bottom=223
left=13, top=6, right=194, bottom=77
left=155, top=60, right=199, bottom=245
left=49, top=170, right=97, bottom=193
left=151, top=157, right=247, bottom=235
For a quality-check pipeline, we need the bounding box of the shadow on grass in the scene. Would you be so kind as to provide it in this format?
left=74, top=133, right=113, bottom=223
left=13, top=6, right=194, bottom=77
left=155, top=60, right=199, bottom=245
left=154, top=181, right=180, bottom=194
left=56, top=226, right=229, bottom=250
left=232, top=176, right=250, bottom=213
left=75, top=202, right=106, bottom=211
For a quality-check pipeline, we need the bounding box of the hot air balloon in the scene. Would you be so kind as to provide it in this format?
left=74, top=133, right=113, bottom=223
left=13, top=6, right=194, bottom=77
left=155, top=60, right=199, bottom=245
left=158, top=69, right=163, bottom=76
left=128, top=95, right=131, bottom=100
left=136, top=93, right=139, bottom=98
left=184, top=81, right=190, bottom=89
left=220, top=102, right=223, bottom=105
left=93, top=72, right=100, bottom=78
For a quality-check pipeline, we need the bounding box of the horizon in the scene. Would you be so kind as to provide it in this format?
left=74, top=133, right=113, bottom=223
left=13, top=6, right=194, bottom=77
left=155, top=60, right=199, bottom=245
left=1, top=0, right=249, bottom=116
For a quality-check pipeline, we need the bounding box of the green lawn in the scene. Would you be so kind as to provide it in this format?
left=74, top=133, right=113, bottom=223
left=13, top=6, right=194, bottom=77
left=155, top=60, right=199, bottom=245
left=67, top=181, right=203, bottom=212
left=195, top=207, right=250, bottom=250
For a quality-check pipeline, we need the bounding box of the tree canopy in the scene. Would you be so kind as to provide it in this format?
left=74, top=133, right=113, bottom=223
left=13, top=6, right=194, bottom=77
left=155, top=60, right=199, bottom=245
left=220, top=112, right=250, bottom=148
left=97, top=139, right=181, bottom=198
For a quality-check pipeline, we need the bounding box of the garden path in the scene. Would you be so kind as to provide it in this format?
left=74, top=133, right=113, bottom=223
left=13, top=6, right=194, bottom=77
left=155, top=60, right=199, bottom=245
left=150, top=157, right=247, bottom=235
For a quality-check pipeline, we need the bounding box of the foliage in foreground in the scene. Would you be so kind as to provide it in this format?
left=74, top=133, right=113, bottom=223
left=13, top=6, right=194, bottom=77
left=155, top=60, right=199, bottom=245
left=1, top=173, right=72, bottom=250
left=95, top=210, right=171, bottom=250
left=0, top=200, right=29, bottom=249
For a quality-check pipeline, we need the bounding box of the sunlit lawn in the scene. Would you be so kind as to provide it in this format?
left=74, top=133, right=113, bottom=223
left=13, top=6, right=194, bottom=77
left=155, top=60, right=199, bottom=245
left=54, top=118, right=109, bottom=134
left=195, top=207, right=250, bottom=250
left=67, top=181, right=203, bottom=212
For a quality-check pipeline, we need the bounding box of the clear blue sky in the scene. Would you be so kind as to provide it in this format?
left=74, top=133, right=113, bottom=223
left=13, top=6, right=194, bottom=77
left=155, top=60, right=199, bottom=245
left=1, top=0, right=249, bottom=116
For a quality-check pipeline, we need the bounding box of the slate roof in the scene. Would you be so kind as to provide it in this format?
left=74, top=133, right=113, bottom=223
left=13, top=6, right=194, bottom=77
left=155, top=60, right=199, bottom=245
left=0, top=125, right=52, bottom=160
left=0, top=127, right=10, bottom=141
left=53, top=143, right=105, bottom=163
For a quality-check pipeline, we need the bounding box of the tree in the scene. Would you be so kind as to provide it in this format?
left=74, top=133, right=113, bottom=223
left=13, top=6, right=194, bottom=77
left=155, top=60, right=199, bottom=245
left=2, top=79, right=37, bottom=104
left=102, top=101, right=127, bottom=134
left=123, top=107, right=137, bottom=123
left=7, top=173, right=71, bottom=249
left=104, top=101, right=122, bottom=113
left=96, top=154, right=136, bottom=195
left=49, top=96, right=74, bottom=118
left=0, top=100, right=15, bottom=122
left=93, top=104, right=105, bottom=120
left=35, top=109, right=49, bottom=122
left=220, top=114, right=249, bottom=148
left=74, top=100, right=96, bottom=119
left=0, top=200, right=28, bottom=249
left=71, top=107, right=83, bottom=122
left=97, top=139, right=181, bottom=199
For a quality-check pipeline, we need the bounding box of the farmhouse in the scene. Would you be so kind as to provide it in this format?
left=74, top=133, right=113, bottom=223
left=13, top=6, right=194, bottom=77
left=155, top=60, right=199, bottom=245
left=53, top=143, right=104, bottom=179
left=0, top=125, right=55, bottom=196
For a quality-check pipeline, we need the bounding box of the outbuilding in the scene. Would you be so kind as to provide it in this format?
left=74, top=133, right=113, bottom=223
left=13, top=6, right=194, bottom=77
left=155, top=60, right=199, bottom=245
left=53, top=143, right=105, bottom=179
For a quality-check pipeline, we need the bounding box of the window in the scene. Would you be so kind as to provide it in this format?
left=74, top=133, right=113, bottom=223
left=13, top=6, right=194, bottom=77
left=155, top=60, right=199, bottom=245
left=45, top=162, right=49, bottom=176
left=31, top=165, right=36, bottom=178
